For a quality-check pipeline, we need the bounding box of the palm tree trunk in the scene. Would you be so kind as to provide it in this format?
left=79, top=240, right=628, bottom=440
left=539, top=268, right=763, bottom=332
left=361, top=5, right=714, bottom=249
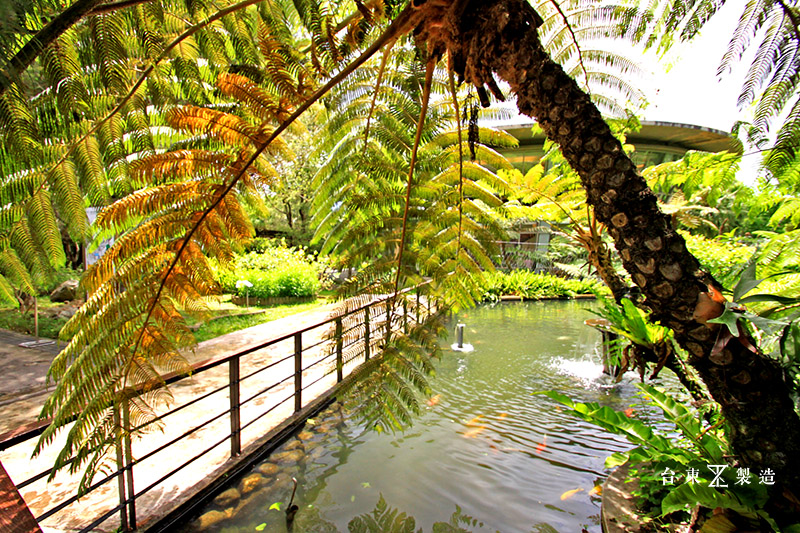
left=415, top=0, right=800, bottom=494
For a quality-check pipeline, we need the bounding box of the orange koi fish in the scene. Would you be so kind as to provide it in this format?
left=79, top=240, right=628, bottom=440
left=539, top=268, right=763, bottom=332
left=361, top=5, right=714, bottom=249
left=462, top=425, right=486, bottom=438
left=535, top=434, right=548, bottom=454
left=465, top=415, right=484, bottom=426
left=560, top=488, right=584, bottom=500
left=589, top=485, right=602, bottom=496
left=427, top=394, right=441, bottom=407
left=624, top=408, right=635, bottom=417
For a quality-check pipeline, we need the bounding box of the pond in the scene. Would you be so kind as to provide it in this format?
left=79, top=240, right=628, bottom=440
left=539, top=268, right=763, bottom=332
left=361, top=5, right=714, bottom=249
left=182, top=300, right=674, bottom=533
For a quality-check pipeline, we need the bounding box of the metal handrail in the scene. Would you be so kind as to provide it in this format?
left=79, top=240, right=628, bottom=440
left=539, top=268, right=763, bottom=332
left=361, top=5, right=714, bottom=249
left=0, top=283, right=436, bottom=532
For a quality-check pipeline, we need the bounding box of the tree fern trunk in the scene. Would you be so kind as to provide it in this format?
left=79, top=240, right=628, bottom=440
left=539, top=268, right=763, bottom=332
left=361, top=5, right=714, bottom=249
left=589, top=238, right=628, bottom=303
left=417, top=0, right=800, bottom=495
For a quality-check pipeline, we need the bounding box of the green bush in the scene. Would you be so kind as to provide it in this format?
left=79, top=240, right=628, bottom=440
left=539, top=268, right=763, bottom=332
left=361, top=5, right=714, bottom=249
left=0, top=310, right=68, bottom=339
left=215, top=242, right=326, bottom=299
left=681, top=232, right=754, bottom=289
left=479, top=270, right=607, bottom=300
left=39, top=266, right=82, bottom=295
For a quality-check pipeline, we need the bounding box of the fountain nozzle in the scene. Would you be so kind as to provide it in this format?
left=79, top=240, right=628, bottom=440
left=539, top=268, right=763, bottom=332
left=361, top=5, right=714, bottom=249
left=451, top=322, right=474, bottom=352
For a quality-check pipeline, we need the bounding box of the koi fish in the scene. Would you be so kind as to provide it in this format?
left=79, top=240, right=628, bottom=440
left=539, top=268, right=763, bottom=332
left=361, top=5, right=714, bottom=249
left=589, top=485, right=602, bottom=496
left=560, top=488, right=584, bottom=500
left=462, top=425, right=486, bottom=438
left=624, top=408, right=635, bottom=417
left=427, top=394, right=441, bottom=407
left=535, top=434, right=547, bottom=454
left=497, top=413, right=508, bottom=420
left=465, top=415, right=483, bottom=426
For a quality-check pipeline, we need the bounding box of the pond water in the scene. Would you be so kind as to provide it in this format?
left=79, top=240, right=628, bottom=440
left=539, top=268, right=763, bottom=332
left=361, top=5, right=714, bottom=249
left=182, top=300, right=674, bottom=533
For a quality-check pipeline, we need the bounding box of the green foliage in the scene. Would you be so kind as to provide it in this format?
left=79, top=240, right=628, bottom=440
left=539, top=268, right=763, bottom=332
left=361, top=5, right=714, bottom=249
left=348, top=495, right=419, bottom=533
left=643, top=151, right=766, bottom=237
left=478, top=270, right=607, bottom=301
left=347, top=496, right=483, bottom=533
left=591, top=297, right=672, bottom=349
left=31, top=0, right=372, bottom=494
left=681, top=232, right=755, bottom=289
left=215, top=243, right=327, bottom=299
left=0, top=306, right=69, bottom=339
left=343, top=312, right=443, bottom=434
left=542, top=386, right=776, bottom=527
left=312, top=49, right=509, bottom=311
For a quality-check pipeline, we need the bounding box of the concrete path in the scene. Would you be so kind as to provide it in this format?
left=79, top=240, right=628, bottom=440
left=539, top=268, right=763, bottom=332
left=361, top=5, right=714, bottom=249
left=0, top=301, right=364, bottom=532
left=0, top=330, right=62, bottom=436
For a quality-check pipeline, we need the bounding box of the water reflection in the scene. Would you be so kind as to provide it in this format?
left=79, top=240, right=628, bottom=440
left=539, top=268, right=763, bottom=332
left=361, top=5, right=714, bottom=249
left=182, top=301, right=672, bottom=532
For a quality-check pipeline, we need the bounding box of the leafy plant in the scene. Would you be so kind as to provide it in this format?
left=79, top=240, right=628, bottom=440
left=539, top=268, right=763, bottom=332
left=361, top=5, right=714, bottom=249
left=587, top=296, right=709, bottom=402
left=542, top=386, right=781, bottom=529
left=479, top=270, right=606, bottom=301
left=681, top=232, right=755, bottom=289
left=215, top=244, right=327, bottom=299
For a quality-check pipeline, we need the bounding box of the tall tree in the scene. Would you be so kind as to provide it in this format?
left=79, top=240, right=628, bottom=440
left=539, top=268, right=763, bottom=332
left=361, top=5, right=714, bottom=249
left=409, top=0, right=800, bottom=512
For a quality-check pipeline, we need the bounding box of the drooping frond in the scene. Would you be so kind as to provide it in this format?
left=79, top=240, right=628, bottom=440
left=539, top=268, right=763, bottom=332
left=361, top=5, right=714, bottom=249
left=33, top=0, right=408, bottom=492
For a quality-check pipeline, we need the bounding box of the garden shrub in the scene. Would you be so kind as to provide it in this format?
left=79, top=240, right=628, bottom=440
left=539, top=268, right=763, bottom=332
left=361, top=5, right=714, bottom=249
left=215, top=241, right=326, bottom=299
left=681, top=232, right=754, bottom=289
left=479, top=270, right=608, bottom=300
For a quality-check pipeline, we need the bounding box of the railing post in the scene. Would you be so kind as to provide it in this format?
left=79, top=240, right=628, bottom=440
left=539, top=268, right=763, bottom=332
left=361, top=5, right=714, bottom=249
left=114, top=405, right=129, bottom=532
left=335, top=317, right=343, bottom=382
left=294, top=332, right=302, bottom=412
left=122, top=399, right=136, bottom=530
left=364, top=307, right=370, bottom=362
left=229, top=355, right=241, bottom=457
left=385, top=299, right=391, bottom=346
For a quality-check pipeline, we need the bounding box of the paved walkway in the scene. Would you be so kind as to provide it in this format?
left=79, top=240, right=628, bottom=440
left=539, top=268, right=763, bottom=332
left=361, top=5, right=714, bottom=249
left=0, top=301, right=368, bottom=532
left=0, top=330, right=62, bottom=436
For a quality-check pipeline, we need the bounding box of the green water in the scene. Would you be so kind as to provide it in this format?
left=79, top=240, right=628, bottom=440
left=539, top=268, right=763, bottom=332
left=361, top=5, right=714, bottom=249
left=183, top=300, right=675, bottom=533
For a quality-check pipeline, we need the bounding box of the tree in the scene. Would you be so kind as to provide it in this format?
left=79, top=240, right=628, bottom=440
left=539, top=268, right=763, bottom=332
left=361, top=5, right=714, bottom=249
left=407, top=0, right=800, bottom=516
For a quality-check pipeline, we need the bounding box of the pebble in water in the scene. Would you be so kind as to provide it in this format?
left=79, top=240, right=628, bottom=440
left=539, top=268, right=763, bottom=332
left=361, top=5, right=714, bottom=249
left=239, top=473, right=264, bottom=495
left=212, top=487, right=240, bottom=507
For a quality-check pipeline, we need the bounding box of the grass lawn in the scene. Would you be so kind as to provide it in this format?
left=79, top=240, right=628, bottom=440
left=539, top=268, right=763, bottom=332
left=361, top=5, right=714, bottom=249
left=192, top=300, right=326, bottom=342
left=0, top=297, right=71, bottom=339
left=0, top=295, right=327, bottom=342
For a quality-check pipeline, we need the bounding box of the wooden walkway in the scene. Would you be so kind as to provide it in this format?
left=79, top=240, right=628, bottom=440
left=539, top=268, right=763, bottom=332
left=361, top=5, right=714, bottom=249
left=0, top=292, right=431, bottom=532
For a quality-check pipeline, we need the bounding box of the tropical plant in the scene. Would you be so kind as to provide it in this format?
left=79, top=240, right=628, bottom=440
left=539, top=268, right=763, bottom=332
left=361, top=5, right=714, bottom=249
left=590, top=296, right=707, bottom=402
left=643, top=150, right=772, bottom=237
left=681, top=232, right=755, bottom=289
left=543, top=386, right=788, bottom=531
left=312, top=49, right=513, bottom=310
left=479, top=270, right=606, bottom=301
left=31, top=0, right=372, bottom=492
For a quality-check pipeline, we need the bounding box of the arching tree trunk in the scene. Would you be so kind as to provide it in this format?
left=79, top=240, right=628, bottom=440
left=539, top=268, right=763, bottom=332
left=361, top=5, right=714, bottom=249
left=413, top=0, right=800, bottom=500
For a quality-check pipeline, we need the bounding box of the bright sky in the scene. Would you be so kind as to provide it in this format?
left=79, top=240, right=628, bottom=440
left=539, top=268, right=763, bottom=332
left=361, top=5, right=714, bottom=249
left=639, top=0, right=764, bottom=184
left=642, top=0, right=752, bottom=133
